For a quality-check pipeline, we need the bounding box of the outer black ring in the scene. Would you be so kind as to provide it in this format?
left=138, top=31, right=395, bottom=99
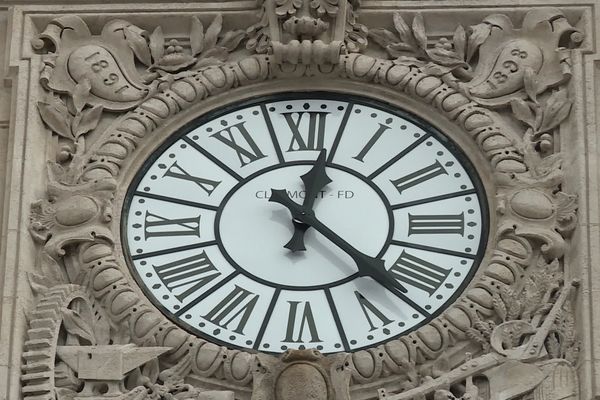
left=121, top=91, right=490, bottom=354
left=213, top=160, right=395, bottom=291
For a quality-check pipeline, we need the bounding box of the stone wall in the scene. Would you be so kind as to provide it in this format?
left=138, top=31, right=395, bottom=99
left=0, top=1, right=599, bottom=399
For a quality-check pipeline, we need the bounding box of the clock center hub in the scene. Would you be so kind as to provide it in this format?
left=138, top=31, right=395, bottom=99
left=216, top=163, right=391, bottom=288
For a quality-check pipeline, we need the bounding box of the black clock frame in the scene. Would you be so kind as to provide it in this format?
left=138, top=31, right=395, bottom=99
left=121, top=91, right=490, bottom=354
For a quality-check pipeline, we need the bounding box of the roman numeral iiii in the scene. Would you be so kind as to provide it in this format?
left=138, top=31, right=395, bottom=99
left=389, top=251, right=451, bottom=296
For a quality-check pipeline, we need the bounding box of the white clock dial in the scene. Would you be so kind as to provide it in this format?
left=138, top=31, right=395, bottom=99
left=123, top=93, right=488, bottom=353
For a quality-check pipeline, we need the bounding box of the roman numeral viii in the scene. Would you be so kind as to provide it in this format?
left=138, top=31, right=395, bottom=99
left=391, top=160, right=447, bottom=194
left=210, top=121, right=266, bottom=167
left=144, top=211, right=201, bottom=239
left=153, top=251, right=220, bottom=302
left=283, top=301, right=322, bottom=343
left=203, top=285, right=259, bottom=335
left=283, top=111, right=329, bottom=151
left=408, top=212, right=465, bottom=236
left=162, top=161, right=221, bottom=195
left=389, top=251, right=451, bottom=296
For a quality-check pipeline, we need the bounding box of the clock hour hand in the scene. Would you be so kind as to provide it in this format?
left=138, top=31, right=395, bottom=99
left=284, top=149, right=332, bottom=252
left=269, top=189, right=408, bottom=295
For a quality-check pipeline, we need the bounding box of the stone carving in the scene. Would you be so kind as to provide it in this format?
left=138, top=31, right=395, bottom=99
left=27, top=4, right=583, bottom=400
left=33, top=14, right=247, bottom=114
left=252, top=349, right=352, bottom=400
left=369, top=9, right=583, bottom=107
left=246, top=0, right=366, bottom=64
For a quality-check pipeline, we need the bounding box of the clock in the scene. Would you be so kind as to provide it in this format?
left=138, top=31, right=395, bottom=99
left=122, top=92, right=488, bottom=354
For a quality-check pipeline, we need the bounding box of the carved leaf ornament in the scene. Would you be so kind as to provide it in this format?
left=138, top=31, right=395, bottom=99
left=27, top=4, right=582, bottom=400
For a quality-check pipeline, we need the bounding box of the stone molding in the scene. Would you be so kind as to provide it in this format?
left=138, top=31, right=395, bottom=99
left=0, top=2, right=592, bottom=399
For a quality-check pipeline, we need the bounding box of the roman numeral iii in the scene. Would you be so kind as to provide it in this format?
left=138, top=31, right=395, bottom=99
left=210, top=121, right=266, bottom=167
left=408, top=212, right=465, bottom=236
left=144, top=211, right=201, bottom=239
left=283, top=111, right=329, bottom=151
left=153, top=251, right=221, bottom=302
left=389, top=251, right=451, bottom=296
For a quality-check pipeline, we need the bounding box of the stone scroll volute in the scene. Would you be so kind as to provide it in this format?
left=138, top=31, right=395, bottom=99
left=25, top=3, right=583, bottom=400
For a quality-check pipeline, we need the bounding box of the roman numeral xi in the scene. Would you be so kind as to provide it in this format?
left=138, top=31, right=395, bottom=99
left=211, top=121, right=266, bottom=167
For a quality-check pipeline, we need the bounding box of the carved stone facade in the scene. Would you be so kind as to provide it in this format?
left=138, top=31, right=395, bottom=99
left=0, top=1, right=598, bottom=399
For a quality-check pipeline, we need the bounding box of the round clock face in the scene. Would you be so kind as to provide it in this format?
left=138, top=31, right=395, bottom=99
left=122, top=93, right=488, bottom=353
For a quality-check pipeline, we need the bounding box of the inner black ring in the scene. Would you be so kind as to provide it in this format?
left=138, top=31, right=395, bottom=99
left=214, top=160, right=395, bottom=291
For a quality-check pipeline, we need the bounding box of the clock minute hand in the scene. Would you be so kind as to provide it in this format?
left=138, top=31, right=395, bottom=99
left=269, top=189, right=408, bottom=296
left=284, top=149, right=332, bottom=252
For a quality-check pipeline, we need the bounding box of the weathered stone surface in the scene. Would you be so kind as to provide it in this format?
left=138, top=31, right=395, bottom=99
left=0, top=2, right=594, bottom=400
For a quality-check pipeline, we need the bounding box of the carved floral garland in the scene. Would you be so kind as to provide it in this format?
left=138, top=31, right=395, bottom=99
left=25, top=5, right=582, bottom=400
